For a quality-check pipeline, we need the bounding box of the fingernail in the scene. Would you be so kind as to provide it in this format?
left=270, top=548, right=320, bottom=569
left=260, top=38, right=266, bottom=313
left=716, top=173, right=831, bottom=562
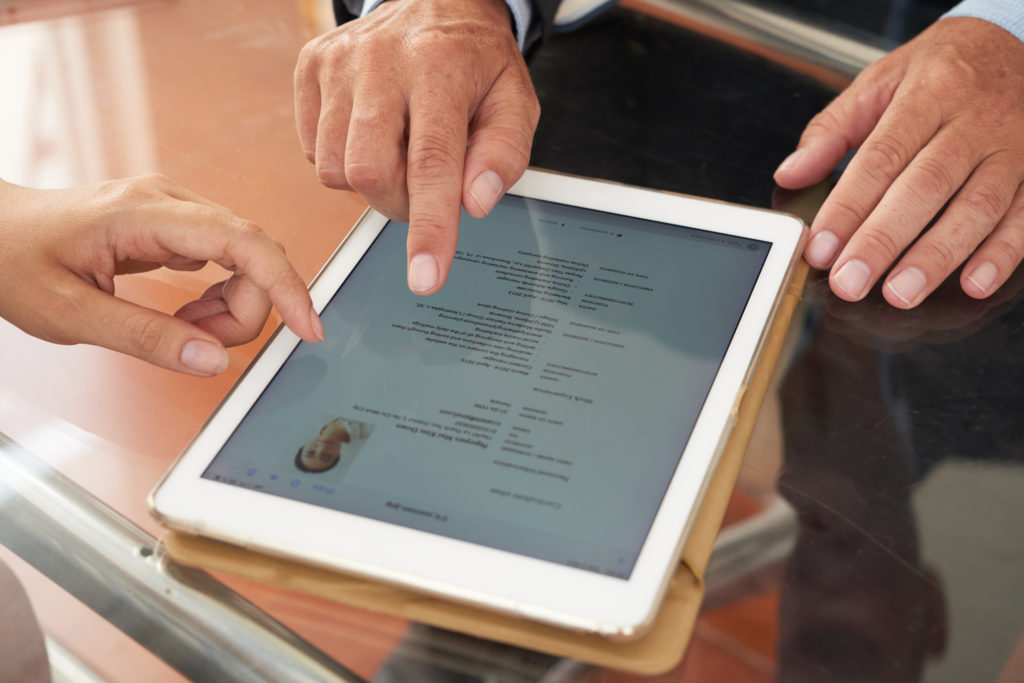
left=221, top=277, right=236, bottom=301
left=776, top=148, right=805, bottom=175
left=181, top=339, right=229, bottom=375
left=805, top=230, right=840, bottom=268
left=310, top=306, right=325, bottom=341
left=966, top=261, right=998, bottom=296
left=468, top=170, right=504, bottom=215
left=408, top=253, right=439, bottom=293
left=885, top=267, right=927, bottom=307
left=831, top=259, right=872, bottom=300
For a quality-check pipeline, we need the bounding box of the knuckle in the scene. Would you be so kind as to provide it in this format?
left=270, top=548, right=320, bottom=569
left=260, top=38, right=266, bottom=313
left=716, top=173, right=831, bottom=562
left=97, top=175, right=164, bottom=206
left=823, top=194, right=869, bottom=228
left=304, top=32, right=361, bottom=86
left=139, top=171, right=174, bottom=187
left=859, top=227, right=904, bottom=263
left=987, top=235, right=1024, bottom=267
left=263, top=259, right=295, bottom=292
left=528, top=90, right=541, bottom=124
left=310, top=31, right=347, bottom=67
left=294, top=61, right=315, bottom=94
left=222, top=218, right=266, bottom=262
left=964, top=184, right=1012, bottom=224
left=228, top=220, right=268, bottom=259
left=498, top=51, right=540, bottom=108
left=295, top=41, right=320, bottom=80
left=348, top=98, right=389, bottom=130
left=516, top=91, right=541, bottom=132
left=916, top=238, right=960, bottom=273
left=233, top=218, right=264, bottom=239
left=408, top=131, right=461, bottom=179
left=909, top=157, right=957, bottom=203
left=349, top=37, right=391, bottom=70
left=804, top=106, right=843, bottom=138
left=316, top=162, right=350, bottom=190
left=858, top=136, right=910, bottom=181
left=919, top=59, right=972, bottom=94
left=520, top=91, right=542, bottom=133
left=344, top=160, right=391, bottom=198
left=476, top=125, right=532, bottom=173
left=409, top=218, right=448, bottom=241
left=122, top=311, right=165, bottom=356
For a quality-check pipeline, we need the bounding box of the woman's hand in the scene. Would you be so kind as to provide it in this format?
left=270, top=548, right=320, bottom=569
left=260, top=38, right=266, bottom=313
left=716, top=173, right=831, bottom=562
left=0, top=174, right=323, bottom=375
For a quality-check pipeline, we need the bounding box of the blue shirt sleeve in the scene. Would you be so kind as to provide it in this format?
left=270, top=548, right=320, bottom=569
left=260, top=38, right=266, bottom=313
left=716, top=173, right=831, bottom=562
left=359, top=0, right=533, bottom=51
left=944, top=0, right=1024, bottom=42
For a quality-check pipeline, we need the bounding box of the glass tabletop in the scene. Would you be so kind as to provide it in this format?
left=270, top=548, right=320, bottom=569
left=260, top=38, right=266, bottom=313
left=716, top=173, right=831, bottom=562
left=1, top=0, right=1022, bottom=681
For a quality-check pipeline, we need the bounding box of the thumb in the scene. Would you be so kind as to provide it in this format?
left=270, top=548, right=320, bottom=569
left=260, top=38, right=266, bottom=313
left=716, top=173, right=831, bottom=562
left=774, top=61, right=901, bottom=189
left=72, top=284, right=231, bottom=376
left=462, top=69, right=539, bottom=217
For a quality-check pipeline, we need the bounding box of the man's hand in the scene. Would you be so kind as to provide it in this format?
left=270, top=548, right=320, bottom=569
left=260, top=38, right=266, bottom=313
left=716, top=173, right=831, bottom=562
left=0, top=175, right=323, bottom=375
left=294, top=0, right=540, bottom=294
left=775, top=17, right=1024, bottom=309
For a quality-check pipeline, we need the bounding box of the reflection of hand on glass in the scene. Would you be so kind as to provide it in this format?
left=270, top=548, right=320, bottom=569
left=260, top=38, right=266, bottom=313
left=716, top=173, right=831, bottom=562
left=802, top=262, right=1024, bottom=352
left=294, top=418, right=352, bottom=473
left=778, top=318, right=947, bottom=682
left=0, top=175, right=323, bottom=376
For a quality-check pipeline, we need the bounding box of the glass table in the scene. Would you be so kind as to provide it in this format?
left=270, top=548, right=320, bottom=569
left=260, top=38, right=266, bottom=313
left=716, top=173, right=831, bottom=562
left=1, top=0, right=1022, bottom=680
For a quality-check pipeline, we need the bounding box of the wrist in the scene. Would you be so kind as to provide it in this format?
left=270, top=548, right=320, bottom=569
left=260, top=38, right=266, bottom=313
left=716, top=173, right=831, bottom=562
left=361, top=0, right=528, bottom=51
left=943, top=0, right=1024, bottom=43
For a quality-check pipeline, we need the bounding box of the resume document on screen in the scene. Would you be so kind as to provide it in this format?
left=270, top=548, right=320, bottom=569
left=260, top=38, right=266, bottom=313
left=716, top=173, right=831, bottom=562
left=203, top=197, right=769, bottom=579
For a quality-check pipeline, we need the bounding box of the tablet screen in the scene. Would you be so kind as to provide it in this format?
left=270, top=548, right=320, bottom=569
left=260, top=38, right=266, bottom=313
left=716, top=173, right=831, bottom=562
left=201, top=196, right=769, bottom=579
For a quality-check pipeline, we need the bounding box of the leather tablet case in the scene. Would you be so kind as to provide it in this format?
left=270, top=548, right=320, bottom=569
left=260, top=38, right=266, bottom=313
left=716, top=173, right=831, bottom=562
left=162, top=260, right=808, bottom=675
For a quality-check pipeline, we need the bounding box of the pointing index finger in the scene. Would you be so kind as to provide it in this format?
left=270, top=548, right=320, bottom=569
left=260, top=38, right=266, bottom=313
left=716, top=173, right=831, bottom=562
left=404, top=85, right=469, bottom=295
left=112, top=202, right=322, bottom=342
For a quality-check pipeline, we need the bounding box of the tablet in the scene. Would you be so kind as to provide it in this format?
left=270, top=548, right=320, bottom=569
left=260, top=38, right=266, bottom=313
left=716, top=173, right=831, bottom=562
left=149, top=169, right=806, bottom=638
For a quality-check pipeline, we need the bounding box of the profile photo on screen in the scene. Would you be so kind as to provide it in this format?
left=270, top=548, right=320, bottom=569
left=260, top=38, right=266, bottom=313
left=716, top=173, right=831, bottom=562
left=294, top=416, right=374, bottom=478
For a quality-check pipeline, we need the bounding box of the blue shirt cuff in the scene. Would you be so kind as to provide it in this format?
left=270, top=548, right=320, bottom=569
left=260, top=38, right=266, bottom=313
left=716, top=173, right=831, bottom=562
left=944, top=0, right=1024, bottom=42
left=360, top=0, right=531, bottom=52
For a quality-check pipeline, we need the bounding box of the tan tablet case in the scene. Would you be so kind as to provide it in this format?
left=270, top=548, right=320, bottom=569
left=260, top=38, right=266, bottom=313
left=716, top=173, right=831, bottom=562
left=162, top=259, right=808, bottom=675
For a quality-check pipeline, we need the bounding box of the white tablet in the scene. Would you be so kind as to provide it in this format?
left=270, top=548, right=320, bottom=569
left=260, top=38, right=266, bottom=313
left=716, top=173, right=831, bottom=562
left=149, top=169, right=806, bottom=638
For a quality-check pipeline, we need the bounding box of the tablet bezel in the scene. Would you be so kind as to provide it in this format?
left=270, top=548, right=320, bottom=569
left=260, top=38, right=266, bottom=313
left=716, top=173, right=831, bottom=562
left=149, top=169, right=806, bottom=637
